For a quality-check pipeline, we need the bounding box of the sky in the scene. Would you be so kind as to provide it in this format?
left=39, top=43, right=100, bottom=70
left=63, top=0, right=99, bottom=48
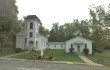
left=16, top=0, right=110, bottom=30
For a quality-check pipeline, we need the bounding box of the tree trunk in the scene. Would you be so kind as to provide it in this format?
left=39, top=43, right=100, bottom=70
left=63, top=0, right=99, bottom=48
left=1, top=43, right=3, bottom=54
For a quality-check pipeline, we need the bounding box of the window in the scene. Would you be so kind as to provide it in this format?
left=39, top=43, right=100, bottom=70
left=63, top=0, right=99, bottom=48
left=44, top=39, right=46, bottom=46
left=42, top=38, right=43, bottom=45
left=30, top=32, right=33, bottom=38
left=61, top=45, right=62, bottom=48
left=30, top=22, right=33, bottom=29
left=85, top=44, right=87, bottom=48
left=36, top=33, right=38, bottom=37
left=44, top=39, right=45, bottom=46
left=71, top=44, right=73, bottom=48
left=54, top=45, right=56, bottom=48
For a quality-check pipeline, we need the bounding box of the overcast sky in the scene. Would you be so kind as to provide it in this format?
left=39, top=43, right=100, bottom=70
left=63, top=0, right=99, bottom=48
left=16, top=0, right=110, bottom=30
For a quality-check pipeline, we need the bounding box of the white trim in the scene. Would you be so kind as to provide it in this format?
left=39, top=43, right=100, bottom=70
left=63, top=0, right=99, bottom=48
left=66, top=36, right=93, bottom=42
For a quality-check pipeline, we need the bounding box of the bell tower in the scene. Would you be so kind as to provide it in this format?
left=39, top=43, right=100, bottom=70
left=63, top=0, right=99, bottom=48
left=25, top=15, right=41, bottom=50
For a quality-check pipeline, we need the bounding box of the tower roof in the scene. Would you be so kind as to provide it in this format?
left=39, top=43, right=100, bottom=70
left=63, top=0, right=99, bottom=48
left=25, top=15, right=41, bottom=23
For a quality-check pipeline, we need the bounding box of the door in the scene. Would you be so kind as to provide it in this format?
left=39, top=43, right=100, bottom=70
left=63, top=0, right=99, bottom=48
left=28, top=41, right=34, bottom=50
left=77, top=45, right=80, bottom=52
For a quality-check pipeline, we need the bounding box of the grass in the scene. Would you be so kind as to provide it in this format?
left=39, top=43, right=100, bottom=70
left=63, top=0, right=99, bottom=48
left=11, top=49, right=84, bottom=63
left=85, top=50, right=110, bottom=67
left=0, top=48, right=15, bottom=57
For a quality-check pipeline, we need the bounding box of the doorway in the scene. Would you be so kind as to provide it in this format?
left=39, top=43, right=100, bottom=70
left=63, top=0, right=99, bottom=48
left=28, top=41, right=34, bottom=50
left=77, top=45, right=80, bottom=52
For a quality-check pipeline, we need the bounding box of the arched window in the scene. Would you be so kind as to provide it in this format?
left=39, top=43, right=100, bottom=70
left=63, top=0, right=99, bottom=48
left=30, top=22, right=33, bottom=29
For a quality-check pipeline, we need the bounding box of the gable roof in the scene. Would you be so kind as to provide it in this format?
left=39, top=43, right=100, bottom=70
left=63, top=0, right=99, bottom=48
left=16, top=30, right=25, bottom=36
left=65, top=36, right=93, bottom=42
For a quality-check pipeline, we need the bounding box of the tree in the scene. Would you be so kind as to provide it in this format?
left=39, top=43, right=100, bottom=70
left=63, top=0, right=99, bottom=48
left=80, top=20, right=90, bottom=38
left=89, top=5, right=106, bottom=52
left=49, top=23, right=59, bottom=42
left=39, top=24, right=49, bottom=36
left=0, top=0, right=18, bottom=52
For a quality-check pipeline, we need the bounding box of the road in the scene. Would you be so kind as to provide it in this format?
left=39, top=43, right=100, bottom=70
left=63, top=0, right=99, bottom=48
left=0, top=59, right=110, bottom=70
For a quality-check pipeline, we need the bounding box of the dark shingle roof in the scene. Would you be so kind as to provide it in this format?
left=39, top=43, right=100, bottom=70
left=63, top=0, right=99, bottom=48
left=25, top=15, right=41, bottom=23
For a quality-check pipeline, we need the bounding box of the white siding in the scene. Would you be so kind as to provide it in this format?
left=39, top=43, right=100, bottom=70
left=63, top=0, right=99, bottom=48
left=16, top=16, right=48, bottom=51
left=16, top=35, right=24, bottom=49
left=65, top=36, right=93, bottom=54
left=48, top=42, right=65, bottom=49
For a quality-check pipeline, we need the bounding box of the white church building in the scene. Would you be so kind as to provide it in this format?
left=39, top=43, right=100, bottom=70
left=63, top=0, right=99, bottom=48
left=16, top=15, right=93, bottom=54
left=16, top=15, right=48, bottom=51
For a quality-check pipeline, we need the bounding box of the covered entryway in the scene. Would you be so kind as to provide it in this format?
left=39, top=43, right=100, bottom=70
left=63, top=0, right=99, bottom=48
left=77, top=45, right=80, bottom=52
left=65, top=36, right=93, bottom=54
left=74, top=41, right=85, bottom=54
left=28, top=41, right=34, bottom=50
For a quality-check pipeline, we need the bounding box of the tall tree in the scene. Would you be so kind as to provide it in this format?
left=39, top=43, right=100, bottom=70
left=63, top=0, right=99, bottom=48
left=89, top=5, right=106, bottom=51
left=49, top=23, right=59, bottom=42
left=39, top=24, right=49, bottom=36
left=0, top=0, right=18, bottom=52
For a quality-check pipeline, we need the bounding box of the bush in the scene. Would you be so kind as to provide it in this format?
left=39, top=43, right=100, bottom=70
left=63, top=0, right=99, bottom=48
left=97, top=49, right=102, bottom=53
left=69, top=46, right=74, bottom=53
left=83, top=48, right=89, bottom=55
left=15, top=48, right=23, bottom=53
left=92, top=51, right=95, bottom=55
left=104, top=45, right=110, bottom=49
left=37, top=56, right=42, bottom=59
left=28, top=55, right=55, bottom=61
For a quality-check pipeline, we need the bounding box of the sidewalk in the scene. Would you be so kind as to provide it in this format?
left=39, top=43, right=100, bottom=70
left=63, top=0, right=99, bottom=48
left=78, top=54, right=103, bottom=66
left=0, top=51, right=30, bottom=58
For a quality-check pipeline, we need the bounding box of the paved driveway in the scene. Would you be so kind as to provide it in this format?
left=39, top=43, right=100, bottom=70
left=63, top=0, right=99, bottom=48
left=0, top=59, right=110, bottom=70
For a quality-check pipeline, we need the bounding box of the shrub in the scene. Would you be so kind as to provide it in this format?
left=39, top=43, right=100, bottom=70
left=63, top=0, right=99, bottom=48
left=92, top=51, right=95, bottom=55
left=69, top=47, right=74, bottom=53
left=83, top=48, right=89, bottom=55
left=31, top=49, right=37, bottom=52
left=15, top=48, right=23, bottom=53
left=104, top=45, right=110, bottom=49
left=97, top=49, right=102, bottom=53
left=28, top=55, right=55, bottom=61
left=37, top=56, right=41, bottom=59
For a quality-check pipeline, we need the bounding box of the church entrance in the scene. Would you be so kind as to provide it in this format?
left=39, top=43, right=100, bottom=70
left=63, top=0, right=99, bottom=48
left=28, top=41, right=34, bottom=50
left=77, top=45, right=80, bottom=53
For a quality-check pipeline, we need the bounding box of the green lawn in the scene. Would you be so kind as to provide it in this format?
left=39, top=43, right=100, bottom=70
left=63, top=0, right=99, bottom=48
left=0, top=48, right=15, bottom=57
left=86, top=50, right=110, bottom=67
left=11, top=50, right=84, bottom=63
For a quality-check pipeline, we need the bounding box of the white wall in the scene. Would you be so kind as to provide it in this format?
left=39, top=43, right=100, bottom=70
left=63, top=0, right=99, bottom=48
left=16, top=35, right=25, bottom=49
left=16, top=19, right=48, bottom=51
left=48, top=42, right=65, bottom=49
left=73, top=43, right=84, bottom=52
left=65, top=37, right=92, bottom=54
left=37, top=36, right=48, bottom=50
left=26, top=19, right=37, bottom=49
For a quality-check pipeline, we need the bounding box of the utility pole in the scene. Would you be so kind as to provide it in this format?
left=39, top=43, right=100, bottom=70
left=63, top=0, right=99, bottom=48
left=24, top=20, right=26, bottom=58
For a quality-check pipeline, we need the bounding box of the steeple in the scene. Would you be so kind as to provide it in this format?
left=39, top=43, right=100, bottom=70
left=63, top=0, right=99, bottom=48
left=25, top=15, right=41, bottom=50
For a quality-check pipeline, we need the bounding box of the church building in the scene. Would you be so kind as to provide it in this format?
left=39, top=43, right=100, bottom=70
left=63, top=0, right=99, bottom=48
left=16, top=15, right=93, bottom=54
left=16, top=15, right=48, bottom=51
